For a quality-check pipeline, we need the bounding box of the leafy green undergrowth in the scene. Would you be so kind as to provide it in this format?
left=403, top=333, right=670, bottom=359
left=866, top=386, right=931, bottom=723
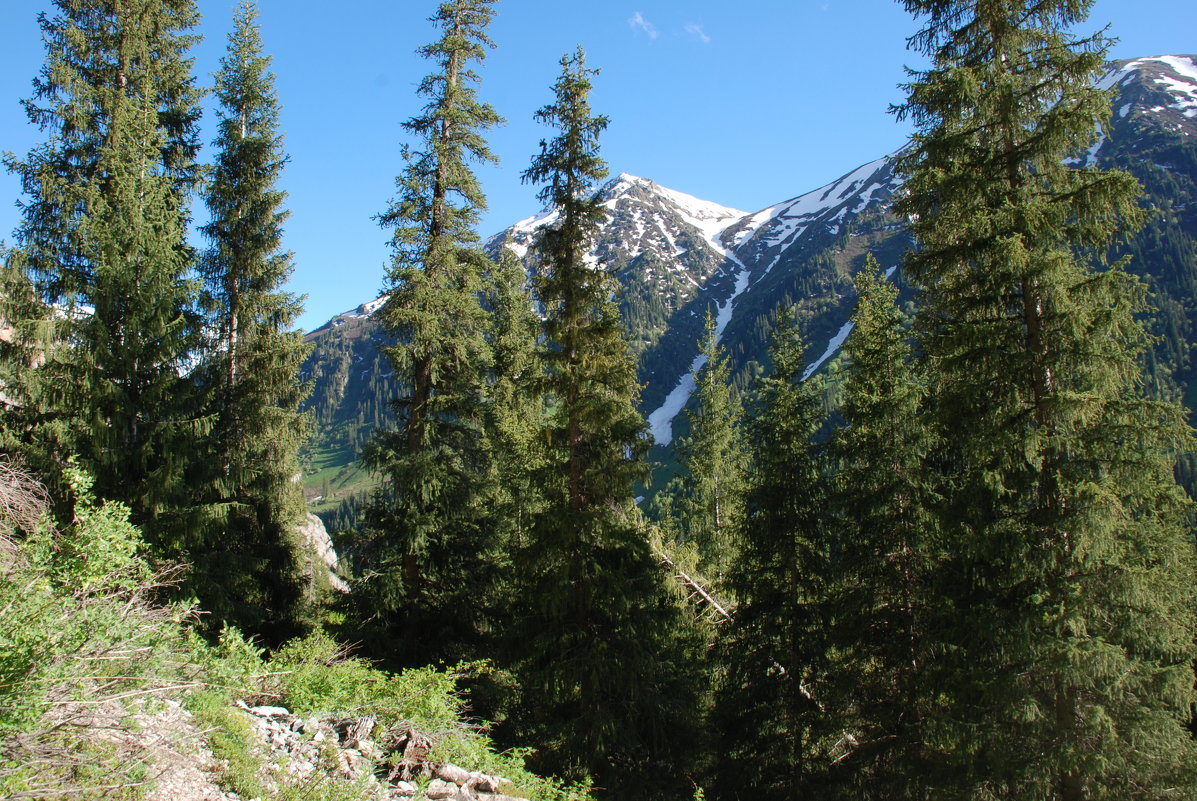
left=0, top=463, right=194, bottom=799
left=190, top=628, right=591, bottom=801
left=0, top=461, right=592, bottom=801
left=188, top=691, right=270, bottom=799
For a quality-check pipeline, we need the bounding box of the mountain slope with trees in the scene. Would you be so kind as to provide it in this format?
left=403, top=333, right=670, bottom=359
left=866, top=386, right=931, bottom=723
left=300, top=51, right=1197, bottom=510
left=3, top=0, right=1195, bottom=798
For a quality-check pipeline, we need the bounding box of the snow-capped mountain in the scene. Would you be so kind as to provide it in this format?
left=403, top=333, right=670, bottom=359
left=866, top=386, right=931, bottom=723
left=301, top=53, right=1197, bottom=497
left=723, top=154, right=900, bottom=278
left=488, top=163, right=903, bottom=446
left=494, top=173, right=746, bottom=270
left=304, top=296, right=387, bottom=338
left=638, top=156, right=906, bottom=444
left=487, top=174, right=748, bottom=365
left=1100, top=55, right=1197, bottom=136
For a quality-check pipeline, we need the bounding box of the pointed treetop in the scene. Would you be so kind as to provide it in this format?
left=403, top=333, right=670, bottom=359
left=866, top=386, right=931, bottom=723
left=214, top=1, right=280, bottom=137
left=522, top=47, right=609, bottom=210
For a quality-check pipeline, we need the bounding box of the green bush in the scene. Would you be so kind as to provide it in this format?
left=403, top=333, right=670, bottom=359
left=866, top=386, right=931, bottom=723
left=187, top=690, right=271, bottom=799
left=0, top=462, right=593, bottom=801
left=263, top=632, right=591, bottom=801
left=0, top=461, right=194, bottom=798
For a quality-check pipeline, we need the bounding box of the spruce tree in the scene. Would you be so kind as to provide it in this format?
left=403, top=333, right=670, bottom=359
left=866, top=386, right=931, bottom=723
left=460, top=245, right=547, bottom=723
left=825, top=257, right=937, bottom=799
left=510, top=48, right=699, bottom=799
left=197, top=0, right=312, bottom=643
left=1, top=0, right=206, bottom=550
left=356, top=0, right=502, bottom=666
left=896, top=1, right=1197, bottom=796
left=712, top=307, right=833, bottom=801
left=673, top=310, right=745, bottom=586
left=481, top=246, right=545, bottom=550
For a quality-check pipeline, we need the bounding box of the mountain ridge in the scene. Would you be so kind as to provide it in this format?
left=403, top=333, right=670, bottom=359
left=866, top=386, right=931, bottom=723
left=299, top=52, right=1197, bottom=513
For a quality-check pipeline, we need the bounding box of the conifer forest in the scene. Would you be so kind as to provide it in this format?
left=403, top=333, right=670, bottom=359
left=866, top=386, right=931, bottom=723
left=3, top=1, right=1197, bottom=799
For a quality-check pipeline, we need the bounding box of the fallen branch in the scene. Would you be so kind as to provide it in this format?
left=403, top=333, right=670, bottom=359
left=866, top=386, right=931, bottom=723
left=47, top=682, right=205, bottom=706
left=654, top=549, right=734, bottom=623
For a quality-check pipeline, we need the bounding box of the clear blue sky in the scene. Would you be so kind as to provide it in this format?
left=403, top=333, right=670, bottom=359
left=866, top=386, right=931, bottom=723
left=0, top=1, right=1193, bottom=331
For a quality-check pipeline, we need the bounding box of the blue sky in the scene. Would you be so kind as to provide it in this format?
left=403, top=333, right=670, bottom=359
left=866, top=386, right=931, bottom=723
left=0, top=1, right=1193, bottom=331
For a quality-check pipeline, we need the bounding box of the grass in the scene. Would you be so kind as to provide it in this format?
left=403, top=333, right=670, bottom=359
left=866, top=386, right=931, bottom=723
left=188, top=691, right=270, bottom=799
left=299, top=433, right=380, bottom=512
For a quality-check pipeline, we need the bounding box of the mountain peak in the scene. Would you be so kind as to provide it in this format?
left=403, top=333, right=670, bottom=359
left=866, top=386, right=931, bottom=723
left=1102, top=54, right=1197, bottom=89
left=599, top=174, right=747, bottom=232
left=607, top=172, right=653, bottom=190
left=1100, top=54, right=1197, bottom=134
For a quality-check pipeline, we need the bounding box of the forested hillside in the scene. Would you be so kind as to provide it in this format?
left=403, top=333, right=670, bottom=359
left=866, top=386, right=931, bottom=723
left=2, top=0, right=1196, bottom=800
left=301, top=51, right=1197, bottom=510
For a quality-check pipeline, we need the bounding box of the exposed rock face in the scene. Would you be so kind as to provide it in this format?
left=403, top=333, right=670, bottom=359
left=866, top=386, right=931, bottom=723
left=295, top=512, right=349, bottom=593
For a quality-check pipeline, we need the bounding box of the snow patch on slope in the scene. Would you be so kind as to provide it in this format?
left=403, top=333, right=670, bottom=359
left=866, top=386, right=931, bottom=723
left=647, top=245, right=752, bottom=446
left=1097, top=62, right=1142, bottom=91
left=648, top=368, right=699, bottom=446
left=348, top=296, right=387, bottom=319
left=652, top=181, right=748, bottom=237
left=725, top=155, right=895, bottom=263
left=1148, top=55, right=1197, bottom=84
left=800, top=265, right=898, bottom=381
left=503, top=207, right=561, bottom=259
left=1066, top=124, right=1107, bottom=166
left=802, top=320, right=853, bottom=381
left=1100, top=56, right=1197, bottom=119
left=1133, top=56, right=1197, bottom=117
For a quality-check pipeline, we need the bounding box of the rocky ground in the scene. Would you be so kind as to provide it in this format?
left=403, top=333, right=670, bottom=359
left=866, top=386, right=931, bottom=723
left=128, top=697, right=525, bottom=801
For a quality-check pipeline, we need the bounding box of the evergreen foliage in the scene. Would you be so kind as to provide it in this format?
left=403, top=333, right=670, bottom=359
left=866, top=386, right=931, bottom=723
left=509, top=49, right=700, bottom=799
left=712, top=308, right=833, bottom=801
left=0, top=0, right=207, bottom=551
left=356, top=0, right=503, bottom=667
left=481, top=246, right=546, bottom=554
left=671, top=310, right=745, bottom=585
left=197, top=0, right=314, bottom=643
left=895, top=1, right=1197, bottom=796
left=824, top=257, right=937, bottom=799
left=1100, top=131, right=1197, bottom=494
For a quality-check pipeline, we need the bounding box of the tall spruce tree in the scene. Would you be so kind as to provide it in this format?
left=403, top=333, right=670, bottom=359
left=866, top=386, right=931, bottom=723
left=896, top=1, right=1197, bottom=796
left=674, top=310, right=745, bottom=585
left=712, top=307, right=833, bottom=801
left=197, top=0, right=312, bottom=642
left=462, top=245, right=547, bottom=724
left=481, top=246, right=545, bottom=551
left=825, top=257, right=937, bottom=799
left=510, top=48, right=700, bottom=799
left=1, top=0, right=206, bottom=549
left=356, top=0, right=502, bottom=666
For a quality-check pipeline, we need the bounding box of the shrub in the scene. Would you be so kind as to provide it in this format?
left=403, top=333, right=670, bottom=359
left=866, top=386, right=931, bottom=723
left=0, top=459, right=194, bottom=798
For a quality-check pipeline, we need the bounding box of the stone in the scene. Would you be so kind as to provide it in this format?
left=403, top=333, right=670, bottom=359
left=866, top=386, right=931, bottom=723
left=295, top=512, right=350, bottom=592
left=247, top=705, right=292, bottom=718
left=426, top=779, right=458, bottom=799
left=435, top=763, right=471, bottom=785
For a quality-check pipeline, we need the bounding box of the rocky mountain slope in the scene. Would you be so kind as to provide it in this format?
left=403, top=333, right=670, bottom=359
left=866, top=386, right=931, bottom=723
left=299, top=53, right=1197, bottom=512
